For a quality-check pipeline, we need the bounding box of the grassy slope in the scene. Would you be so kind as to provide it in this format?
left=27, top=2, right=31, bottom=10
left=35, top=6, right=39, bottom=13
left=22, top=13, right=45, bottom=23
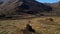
left=0, top=17, right=60, bottom=34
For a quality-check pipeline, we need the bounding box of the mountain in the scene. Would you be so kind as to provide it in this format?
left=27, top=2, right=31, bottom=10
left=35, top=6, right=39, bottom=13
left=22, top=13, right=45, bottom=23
left=0, top=0, right=52, bottom=18
left=50, top=1, right=60, bottom=16
left=43, top=1, right=60, bottom=16
left=0, top=0, right=23, bottom=15
left=16, top=0, right=52, bottom=14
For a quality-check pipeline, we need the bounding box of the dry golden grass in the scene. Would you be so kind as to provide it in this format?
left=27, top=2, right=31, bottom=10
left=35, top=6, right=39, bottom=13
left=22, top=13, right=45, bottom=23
left=0, top=17, right=60, bottom=34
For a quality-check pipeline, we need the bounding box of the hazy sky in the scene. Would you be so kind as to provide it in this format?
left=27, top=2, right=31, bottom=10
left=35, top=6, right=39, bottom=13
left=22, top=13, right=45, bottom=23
left=36, top=0, right=60, bottom=3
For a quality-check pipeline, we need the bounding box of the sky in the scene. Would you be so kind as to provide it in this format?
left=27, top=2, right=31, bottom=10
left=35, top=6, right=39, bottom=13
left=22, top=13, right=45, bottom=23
left=36, top=0, right=60, bottom=3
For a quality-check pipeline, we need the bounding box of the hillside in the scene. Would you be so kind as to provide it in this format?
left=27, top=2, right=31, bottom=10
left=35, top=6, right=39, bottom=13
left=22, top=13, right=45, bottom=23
left=0, top=0, right=52, bottom=18
left=51, top=1, right=60, bottom=16
left=44, top=1, right=60, bottom=16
